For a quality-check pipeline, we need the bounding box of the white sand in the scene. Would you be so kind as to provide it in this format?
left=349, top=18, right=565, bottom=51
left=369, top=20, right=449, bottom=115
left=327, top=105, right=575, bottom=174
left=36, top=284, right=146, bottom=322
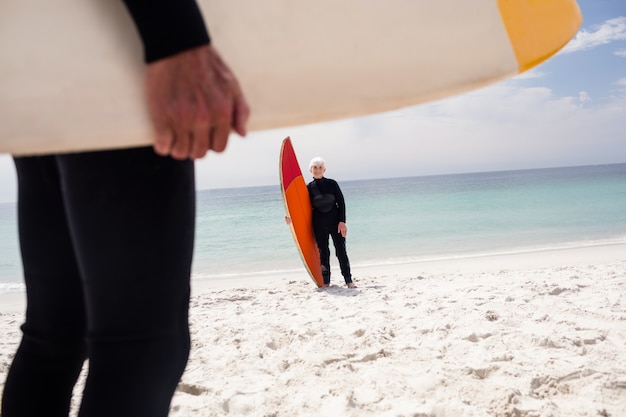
left=1, top=244, right=625, bottom=416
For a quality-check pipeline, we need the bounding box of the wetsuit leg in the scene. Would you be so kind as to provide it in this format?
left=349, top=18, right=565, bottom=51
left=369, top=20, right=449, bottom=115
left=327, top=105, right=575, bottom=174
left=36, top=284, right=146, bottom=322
left=313, top=221, right=332, bottom=285
left=2, top=156, right=87, bottom=417
left=330, top=230, right=352, bottom=284
left=2, top=147, right=195, bottom=417
left=55, top=147, right=195, bottom=417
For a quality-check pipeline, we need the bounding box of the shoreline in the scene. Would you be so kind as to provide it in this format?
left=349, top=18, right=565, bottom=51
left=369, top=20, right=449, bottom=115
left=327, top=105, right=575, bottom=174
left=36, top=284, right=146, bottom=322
left=190, top=241, right=626, bottom=292
left=2, top=242, right=625, bottom=313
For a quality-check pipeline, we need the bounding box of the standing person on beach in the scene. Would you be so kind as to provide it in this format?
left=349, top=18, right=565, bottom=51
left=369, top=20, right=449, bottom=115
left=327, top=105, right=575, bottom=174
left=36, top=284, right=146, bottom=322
left=308, top=157, right=356, bottom=288
left=1, top=1, right=249, bottom=417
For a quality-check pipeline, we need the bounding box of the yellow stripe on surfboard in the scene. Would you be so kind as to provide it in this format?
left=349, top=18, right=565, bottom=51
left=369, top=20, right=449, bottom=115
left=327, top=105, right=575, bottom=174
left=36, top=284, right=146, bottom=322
left=498, top=0, right=583, bottom=73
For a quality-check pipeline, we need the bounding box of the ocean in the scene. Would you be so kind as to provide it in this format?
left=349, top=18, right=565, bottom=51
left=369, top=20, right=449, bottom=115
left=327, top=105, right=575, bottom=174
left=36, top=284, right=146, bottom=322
left=1, top=163, right=625, bottom=293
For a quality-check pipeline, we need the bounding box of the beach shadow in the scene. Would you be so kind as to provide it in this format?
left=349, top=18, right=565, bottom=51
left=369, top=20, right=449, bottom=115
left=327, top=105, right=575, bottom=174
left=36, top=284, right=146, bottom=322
left=316, top=286, right=361, bottom=297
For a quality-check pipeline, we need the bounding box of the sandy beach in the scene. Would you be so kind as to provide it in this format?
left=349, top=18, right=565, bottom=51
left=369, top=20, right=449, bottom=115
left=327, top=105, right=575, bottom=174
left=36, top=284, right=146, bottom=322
left=1, top=243, right=625, bottom=416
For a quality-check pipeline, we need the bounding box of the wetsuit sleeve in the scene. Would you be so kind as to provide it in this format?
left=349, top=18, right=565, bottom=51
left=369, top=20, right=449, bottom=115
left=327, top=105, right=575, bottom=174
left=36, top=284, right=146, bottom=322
left=122, top=0, right=211, bottom=63
left=333, top=181, right=347, bottom=223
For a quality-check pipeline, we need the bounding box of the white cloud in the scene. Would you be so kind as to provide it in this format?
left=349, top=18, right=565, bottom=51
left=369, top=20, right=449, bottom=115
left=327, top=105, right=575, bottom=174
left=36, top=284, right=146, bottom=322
left=561, top=17, right=626, bottom=53
left=578, top=91, right=591, bottom=106
left=615, top=49, right=626, bottom=57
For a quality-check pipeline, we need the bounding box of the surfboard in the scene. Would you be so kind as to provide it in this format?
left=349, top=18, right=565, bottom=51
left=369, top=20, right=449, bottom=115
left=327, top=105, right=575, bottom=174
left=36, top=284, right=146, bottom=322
left=279, top=137, right=324, bottom=288
left=0, top=0, right=582, bottom=155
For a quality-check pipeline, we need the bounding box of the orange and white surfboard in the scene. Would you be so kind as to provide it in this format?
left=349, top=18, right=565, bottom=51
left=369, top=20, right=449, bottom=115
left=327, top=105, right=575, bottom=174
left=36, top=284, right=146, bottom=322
left=279, top=137, right=324, bottom=288
left=0, top=0, right=582, bottom=155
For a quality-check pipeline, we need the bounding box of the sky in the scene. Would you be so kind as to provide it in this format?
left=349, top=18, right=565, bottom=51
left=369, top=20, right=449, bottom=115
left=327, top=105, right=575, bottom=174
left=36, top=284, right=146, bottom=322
left=0, top=0, right=624, bottom=203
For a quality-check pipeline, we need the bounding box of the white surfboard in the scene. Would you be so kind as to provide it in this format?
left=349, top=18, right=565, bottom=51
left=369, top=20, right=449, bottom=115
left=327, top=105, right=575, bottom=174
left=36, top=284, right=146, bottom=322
left=0, top=0, right=582, bottom=155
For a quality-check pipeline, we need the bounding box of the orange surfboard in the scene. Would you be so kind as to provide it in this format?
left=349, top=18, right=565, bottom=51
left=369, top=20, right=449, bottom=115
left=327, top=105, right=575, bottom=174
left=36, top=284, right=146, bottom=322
left=279, top=137, right=324, bottom=287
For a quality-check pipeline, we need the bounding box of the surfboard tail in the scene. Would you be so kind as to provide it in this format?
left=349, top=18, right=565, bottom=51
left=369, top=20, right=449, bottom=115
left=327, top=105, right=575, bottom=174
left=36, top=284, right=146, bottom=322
left=498, top=0, right=583, bottom=73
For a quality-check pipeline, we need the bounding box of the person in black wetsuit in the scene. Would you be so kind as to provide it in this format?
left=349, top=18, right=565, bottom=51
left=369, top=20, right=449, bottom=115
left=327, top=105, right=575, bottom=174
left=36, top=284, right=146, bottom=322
left=1, top=1, right=249, bottom=417
left=307, top=157, right=357, bottom=288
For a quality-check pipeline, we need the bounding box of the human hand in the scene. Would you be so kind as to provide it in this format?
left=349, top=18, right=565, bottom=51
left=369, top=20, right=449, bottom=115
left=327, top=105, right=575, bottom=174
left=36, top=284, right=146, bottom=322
left=284, top=216, right=292, bottom=225
left=145, top=44, right=250, bottom=160
left=338, top=222, right=347, bottom=237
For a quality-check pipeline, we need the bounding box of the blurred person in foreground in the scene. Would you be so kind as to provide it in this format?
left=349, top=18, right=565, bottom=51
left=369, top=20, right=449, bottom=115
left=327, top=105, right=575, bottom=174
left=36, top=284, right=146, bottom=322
left=1, top=1, right=249, bottom=416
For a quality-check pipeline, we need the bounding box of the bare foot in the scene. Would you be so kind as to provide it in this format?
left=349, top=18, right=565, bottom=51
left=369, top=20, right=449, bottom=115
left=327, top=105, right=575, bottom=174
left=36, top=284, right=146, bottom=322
left=347, top=283, right=357, bottom=289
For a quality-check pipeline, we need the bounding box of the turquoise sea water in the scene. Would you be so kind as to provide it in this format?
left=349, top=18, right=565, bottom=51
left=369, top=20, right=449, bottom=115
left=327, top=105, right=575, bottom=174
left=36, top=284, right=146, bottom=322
left=1, top=163, right=625, bottom=292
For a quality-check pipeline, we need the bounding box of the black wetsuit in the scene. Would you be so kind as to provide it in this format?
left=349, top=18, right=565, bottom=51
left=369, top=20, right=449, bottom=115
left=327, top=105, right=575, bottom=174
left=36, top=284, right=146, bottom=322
left=307, top=177, right=353, bottom=286
left=2, top=2, right=208, bottom=416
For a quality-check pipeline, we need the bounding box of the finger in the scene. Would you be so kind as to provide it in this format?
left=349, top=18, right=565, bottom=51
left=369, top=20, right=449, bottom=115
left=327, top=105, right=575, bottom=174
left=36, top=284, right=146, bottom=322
left=210, top=123, right=230, bottom=153
left=153, top=124, right=174, bottom=156
left=190, top=131, right=209, bottom=160
left=232, top=92, right=250, bottom=137
left=170, top=125, right=191, bottom=160
left=207, top=98, right=232, bottom=153
left=190, top=116, right=210, bottom=160
left=186, top=88, right=211, bottom=159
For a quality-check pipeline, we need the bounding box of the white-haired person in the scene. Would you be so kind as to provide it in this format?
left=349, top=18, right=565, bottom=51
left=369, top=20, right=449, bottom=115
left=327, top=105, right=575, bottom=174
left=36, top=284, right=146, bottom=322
left=284, top=158, right=356, bottom=288
left=306, top=157, right=356, bottom=288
